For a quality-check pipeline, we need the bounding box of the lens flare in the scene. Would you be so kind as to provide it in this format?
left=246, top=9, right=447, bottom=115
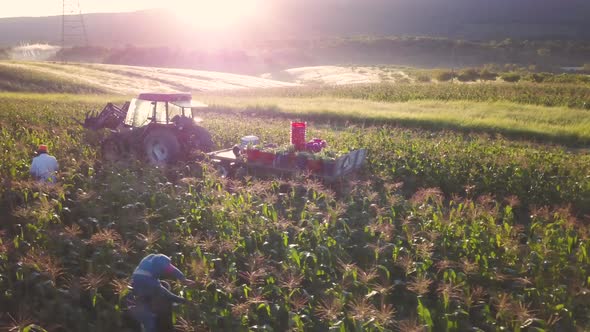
left=170, top=0, right=264, bottom=30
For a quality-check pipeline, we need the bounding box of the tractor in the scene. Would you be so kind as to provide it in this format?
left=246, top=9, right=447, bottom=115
left=81, top=93, right=214, bottom=164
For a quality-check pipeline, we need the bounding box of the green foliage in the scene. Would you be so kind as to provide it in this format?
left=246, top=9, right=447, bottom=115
left=416, top=74, right=431, bottom=83
left=501, top=72, right=521, bottom=83
left=434, top=70, right=456, bottom=82
left=542, top=73, right=590, bottom=85
left=525, top=72, right=550, bottom=83
left=479, top=69, right=498, bottom=81
left=457, top=68, right=480, bottom=82
left=54, top=46, right=112, bottom=63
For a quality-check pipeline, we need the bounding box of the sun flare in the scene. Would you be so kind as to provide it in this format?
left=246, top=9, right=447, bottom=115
left=170, top=0, right=264, bottom=30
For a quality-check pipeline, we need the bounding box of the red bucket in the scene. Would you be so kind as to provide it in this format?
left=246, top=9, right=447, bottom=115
left=290, top=122, right=306, bottom=150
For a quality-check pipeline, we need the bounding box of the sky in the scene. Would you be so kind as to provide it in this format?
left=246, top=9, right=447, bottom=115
left=2, top=0, right=267, bottom=31
left=2, top=0, right=153, bottom=17
left=0, top=0, right=259, bottom=18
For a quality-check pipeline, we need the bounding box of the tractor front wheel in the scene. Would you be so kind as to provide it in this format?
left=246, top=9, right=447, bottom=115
left=143, top=129, right=180, bottom=165
left=101, top=138, right=122, bottom=162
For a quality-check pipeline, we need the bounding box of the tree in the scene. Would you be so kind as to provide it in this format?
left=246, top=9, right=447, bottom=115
left=479, top=69, right=498, bottom=81
left=526, top=73, right=550, bottom=83
left=434, top=71, right=456, bottom=82
left=501, top=72, right=521, bottom=83
left=537, top=48, right=551, bottom=57
left=0, top=48, right=9, bottom=60
left=457, top=68, right=480, bottom=82
left=416, top=74, right=431, bottom=83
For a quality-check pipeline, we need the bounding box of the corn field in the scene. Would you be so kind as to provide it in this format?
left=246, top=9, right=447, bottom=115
left=0, top=94, right=589, bottom=331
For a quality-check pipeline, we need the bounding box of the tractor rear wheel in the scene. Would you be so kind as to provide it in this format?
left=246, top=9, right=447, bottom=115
left=188, top=125, right=214, bottom=152
left=143, top=129, right=180, bottom=165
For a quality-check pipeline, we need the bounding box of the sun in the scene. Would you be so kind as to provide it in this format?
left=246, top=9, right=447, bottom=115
left=169, top=0, right=264, bottom=30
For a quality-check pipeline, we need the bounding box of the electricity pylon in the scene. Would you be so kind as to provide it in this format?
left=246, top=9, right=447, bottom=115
left=61, top=0, right=88, bottom=50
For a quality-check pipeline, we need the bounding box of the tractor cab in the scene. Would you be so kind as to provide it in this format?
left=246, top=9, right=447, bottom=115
left=124, top=93, right=208, bottom=128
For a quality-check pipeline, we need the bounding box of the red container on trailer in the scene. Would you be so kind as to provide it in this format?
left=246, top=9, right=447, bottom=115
left=290, top=122, right=306, bottom=150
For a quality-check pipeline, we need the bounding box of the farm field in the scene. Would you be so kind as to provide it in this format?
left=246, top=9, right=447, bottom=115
left=0, top=88, right=589, bottom=332
left=3, top=61, right=590, bottom=108
left=0, top=61, right=297, bottom=94
left=1, top=58, right=590, bottom=331
left=262, top=66, right=411, bottom=85
left=5, top=60, right=590, bottom=146
left=201, top=97, right=590, bottom=146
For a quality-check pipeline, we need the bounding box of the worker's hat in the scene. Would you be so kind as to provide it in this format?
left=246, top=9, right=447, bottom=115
left=37, top=144, right=48, bottom=153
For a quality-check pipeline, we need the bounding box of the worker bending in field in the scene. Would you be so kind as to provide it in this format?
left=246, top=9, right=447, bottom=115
left=127, top=254, right=195, bottom=332
left=30, top=144, right=58, bottom=183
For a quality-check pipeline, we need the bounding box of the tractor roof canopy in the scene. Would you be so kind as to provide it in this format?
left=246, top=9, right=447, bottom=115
left=136, top=93, right=208, bottom=108
left=137, top=93, right=191, bottom=102
left=171, top=100, right=208, bottom=108
left=124, top=94, right=207, bottom=127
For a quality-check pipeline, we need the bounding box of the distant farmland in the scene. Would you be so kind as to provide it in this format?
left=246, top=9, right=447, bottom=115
left=2, top=61, right=590, bottom=147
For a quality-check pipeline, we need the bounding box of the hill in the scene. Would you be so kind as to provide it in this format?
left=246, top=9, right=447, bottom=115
left=1, top=0, right=589, bottom=48
left=0, top=61, right=296, bottom=94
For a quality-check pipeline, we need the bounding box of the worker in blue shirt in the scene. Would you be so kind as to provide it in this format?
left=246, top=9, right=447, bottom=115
left=127, top=254, right=195, bottom=332
left=30, top=144, right=58, bottom=183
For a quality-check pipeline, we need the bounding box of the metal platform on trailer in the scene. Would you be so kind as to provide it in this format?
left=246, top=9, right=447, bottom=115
left=207, top=148, right=367, bottom=182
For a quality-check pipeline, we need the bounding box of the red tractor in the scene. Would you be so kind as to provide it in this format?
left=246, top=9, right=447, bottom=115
left=82, top=93, right=214, bottom=164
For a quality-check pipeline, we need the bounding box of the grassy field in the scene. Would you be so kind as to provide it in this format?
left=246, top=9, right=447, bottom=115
left=3, top=61, right=590, bottom=107
left=0, top=63, right=106, bottom=94
left=2, top=61, right=590, bottom=145
left=0, top=92, right=589, bottom=331
left=209, top=82, right=590, bottom=110
left=202, top=96, right=590, bottom=146
left=4, top=90, right=590, bottom=147
left=0, top=61, right=296, bottom=95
